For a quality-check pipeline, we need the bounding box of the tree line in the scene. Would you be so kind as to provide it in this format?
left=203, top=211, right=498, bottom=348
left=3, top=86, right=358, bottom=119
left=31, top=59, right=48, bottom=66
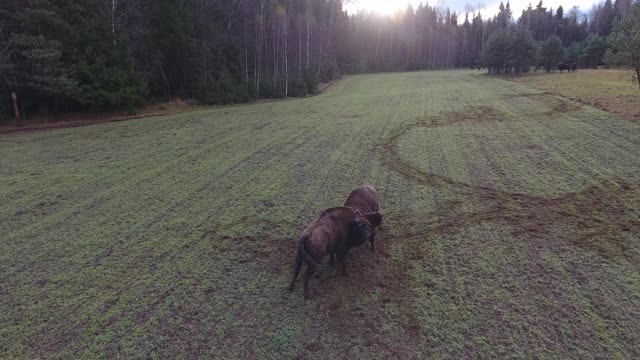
left=481, top=0, right=640, bottom=76
left=1, top=0, right=639, bottom=121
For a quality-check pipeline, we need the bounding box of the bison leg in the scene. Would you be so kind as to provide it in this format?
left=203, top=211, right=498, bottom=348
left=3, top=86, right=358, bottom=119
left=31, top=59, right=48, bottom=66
left=369, top=229, right=377, bottom=252
left=329, top=251, right=335, bottom=265
left=289, top=250, right=303, bottom=291
left=336, top=247, right=351, bottom=277
left=303, top=263, right=316, bottom=299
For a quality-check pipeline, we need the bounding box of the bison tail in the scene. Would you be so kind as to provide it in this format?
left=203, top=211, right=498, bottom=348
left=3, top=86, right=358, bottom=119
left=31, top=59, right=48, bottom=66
left=289, top=249, right=304, bottom=290
left=299, top=235, right=318, bottom=266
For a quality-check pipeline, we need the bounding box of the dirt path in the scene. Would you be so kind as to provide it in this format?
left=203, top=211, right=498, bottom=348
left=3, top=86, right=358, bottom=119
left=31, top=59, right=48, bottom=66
left=0, top=81, right=339, bottom=135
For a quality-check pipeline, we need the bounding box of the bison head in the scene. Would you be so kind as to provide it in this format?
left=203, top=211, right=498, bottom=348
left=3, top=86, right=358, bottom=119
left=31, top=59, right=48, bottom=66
left=362, top=211, right=382, bottom=228
left=350, top=217, right=372, bottom=246
left=353, top=210, right=383, bottom=227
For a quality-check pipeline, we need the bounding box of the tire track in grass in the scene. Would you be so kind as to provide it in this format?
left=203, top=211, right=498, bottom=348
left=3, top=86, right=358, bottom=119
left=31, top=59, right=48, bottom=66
left=79, top=117, right=313, bottom=261
left=373, top=77, right=640, bottom=355
left=3, top=71, right=639, bottom=358
left=65, top=130, right=318, bottom=358
left=377, top=92, right=640, bottom=263
left=1, top=113, right=249, bottom=241
left=94, top=85, right=412, bottom=358
left=289, top=75, right=426, bottom=358
left=328, top=74, right=422, bottom=357
left=454, top=104, right=603, bottom=352
left=1, top=109, right=327, bottom=357
left=5, top=108, right=302, bottom=245
left=379, top=119, right=637, bottom=260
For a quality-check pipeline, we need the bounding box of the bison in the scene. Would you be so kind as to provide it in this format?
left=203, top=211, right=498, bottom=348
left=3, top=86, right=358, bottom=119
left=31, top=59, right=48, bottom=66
left=570, top=63, right=577, bottom=72
left=344, top=184, right=383, bottom=252
left=288, top=206, right=382, bottom=298
left=558, top=63, right=571, bottom=72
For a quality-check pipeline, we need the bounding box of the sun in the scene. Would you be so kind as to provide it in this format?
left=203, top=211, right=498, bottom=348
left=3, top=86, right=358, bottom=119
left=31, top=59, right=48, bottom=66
left=346, top=0, right=409, bottom=15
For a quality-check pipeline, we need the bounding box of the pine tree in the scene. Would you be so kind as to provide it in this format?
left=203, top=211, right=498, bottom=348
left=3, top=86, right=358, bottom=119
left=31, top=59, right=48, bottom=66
left=605, top=3, right=640, bottom=89
left=541, top=35, right=565, bottom=71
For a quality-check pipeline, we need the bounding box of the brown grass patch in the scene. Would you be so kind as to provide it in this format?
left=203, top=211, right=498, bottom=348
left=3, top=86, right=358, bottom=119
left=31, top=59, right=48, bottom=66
left=546, top=96, right=582, bottom=115
left=413, top=105, right=505, bottom=129
left=501, top=92, right=581, bottom=115
left=505, top=69, right=640, bottom=120
left=0, top=99, right=194, bottom=134
left=318, top=79, right=339, bottom=93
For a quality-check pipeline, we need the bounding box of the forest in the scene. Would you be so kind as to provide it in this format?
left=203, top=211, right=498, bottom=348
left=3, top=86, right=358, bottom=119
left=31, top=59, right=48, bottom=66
left=1, top=0, right=639, bottom=120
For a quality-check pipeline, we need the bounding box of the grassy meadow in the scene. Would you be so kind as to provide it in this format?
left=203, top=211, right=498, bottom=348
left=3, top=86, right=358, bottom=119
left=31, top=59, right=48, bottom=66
left=1, top=70, right=639, bottom=358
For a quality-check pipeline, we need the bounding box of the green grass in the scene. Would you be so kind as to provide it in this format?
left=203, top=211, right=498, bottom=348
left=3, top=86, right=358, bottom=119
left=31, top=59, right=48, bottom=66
left=1, top=70, right=639, bottom=359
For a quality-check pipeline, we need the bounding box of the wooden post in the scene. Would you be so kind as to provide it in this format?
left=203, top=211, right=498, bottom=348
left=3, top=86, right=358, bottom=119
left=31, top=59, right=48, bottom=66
left=11, top=92, right=21, bottom=126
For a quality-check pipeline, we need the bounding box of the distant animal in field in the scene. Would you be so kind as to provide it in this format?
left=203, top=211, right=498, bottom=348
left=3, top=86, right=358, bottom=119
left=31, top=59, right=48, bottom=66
left=288, top=206, right=382, bottom=298
left=558, top=63, right=571, bottom=72
left=570, top=63, right=577, bottom=72
left=344, top=184, right=383, bottom=252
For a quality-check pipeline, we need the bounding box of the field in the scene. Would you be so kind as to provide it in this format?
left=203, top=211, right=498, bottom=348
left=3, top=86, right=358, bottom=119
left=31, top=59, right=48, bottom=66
left=505, top=68, right=640, bottom=120
left=1, top=70, right=640, bottom=358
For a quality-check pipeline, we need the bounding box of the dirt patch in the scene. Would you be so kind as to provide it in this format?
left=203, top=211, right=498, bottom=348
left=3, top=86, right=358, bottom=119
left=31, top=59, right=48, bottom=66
left=189, top=212, right=422, bottom=357
left=412, top=106, right=505, bottom=129
left=501, top=92, right=581, bottom=116
left=235, top=210, right=423, bottom=357
left=546, top=96, right=581, bottom=115
left=318, top=79, right=339, bottom=93
left=526, top=144, right=544, bottom=151
left=501, top=91, right=551, bottom=99
left=0, top=79, right=340, bottom=134
left=0, top=99, right=194, bottom=134
left=450, top=105, right=503, bottom=122
left=340, top=113, right=364, bottom=120
left=0, top=111, right=180, bottom=134
left=312, top=229, right=423, bottom=357
left=29, top=319, right=89, bottom=358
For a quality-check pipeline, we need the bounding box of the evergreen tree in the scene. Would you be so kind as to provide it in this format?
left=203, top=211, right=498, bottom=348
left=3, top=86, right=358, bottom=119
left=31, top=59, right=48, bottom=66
left=56, top=0, right=146, bottom=109
left=605, top=3, right=640, bottom=89
left=581, top=34, right=608, bottom=67
left=482, top=31, right=511, bottom=73
left=507, top=27, right=540, bottom=73
left=541, top=35, right=566, bottom=71
left=0, top=0, right=77, bottom=115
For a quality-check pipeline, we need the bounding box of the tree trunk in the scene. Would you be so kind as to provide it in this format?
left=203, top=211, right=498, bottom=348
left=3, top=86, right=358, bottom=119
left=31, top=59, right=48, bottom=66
left=202, top=40, right=207, bottom=86
left=633, top=53, right=640, bottom=90
left=284, top=1, right=288, bottom=97
left=256, top=1, right=263, bottom=96
left=317, top=0, right=337, bottom=81
left=273, top=13, right=277, bottom=92
left=298, top=11, right=302, bottom=80
left=111, top=0, right=117, bottom=46
left=11, top=92, right=21, bottom=126
left=160, top=65, right=171, bottom=98
left=245, top=17, right=248, bottom=84
left=306, top=0, right=310, bottom=71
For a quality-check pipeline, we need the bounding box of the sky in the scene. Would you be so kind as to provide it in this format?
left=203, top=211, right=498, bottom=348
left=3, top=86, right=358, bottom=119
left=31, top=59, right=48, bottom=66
left=344, top=0, right=599, bottom=18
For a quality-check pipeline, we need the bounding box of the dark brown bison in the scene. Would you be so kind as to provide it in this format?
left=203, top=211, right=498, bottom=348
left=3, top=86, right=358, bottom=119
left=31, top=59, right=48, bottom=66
left=344, top=184, right=383, bottom=252
left=288, top=206, right=382, bottom=298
